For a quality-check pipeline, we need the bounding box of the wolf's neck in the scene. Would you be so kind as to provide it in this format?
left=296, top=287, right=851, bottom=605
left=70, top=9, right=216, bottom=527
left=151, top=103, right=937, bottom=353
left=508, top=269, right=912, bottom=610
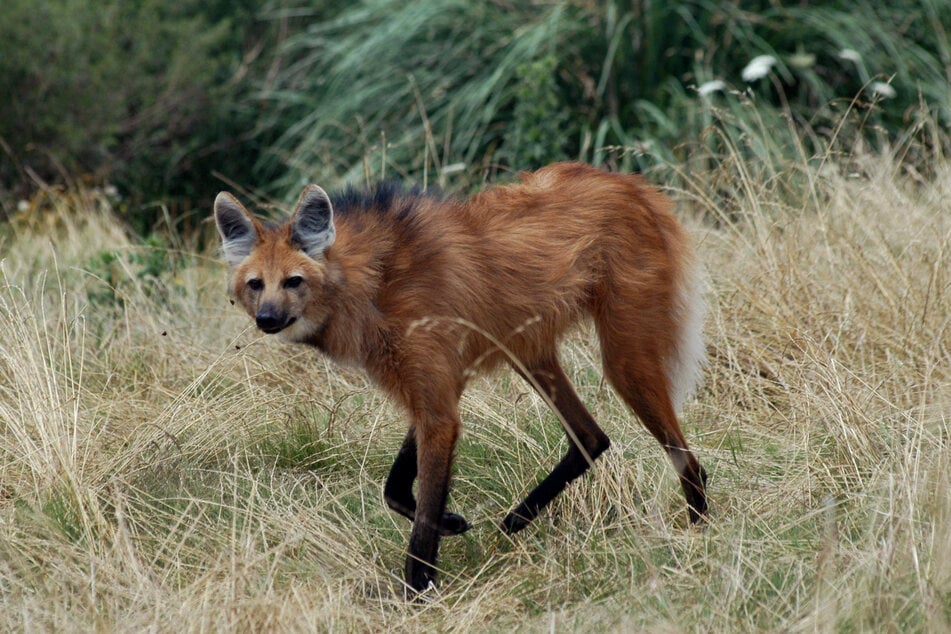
left=307, top=220, right=392, bottom=366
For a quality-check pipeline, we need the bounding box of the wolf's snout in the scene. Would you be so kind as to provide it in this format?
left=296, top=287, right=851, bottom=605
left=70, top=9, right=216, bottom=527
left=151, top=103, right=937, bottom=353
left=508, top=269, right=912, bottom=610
left=256, top=305, right=295, bottom=334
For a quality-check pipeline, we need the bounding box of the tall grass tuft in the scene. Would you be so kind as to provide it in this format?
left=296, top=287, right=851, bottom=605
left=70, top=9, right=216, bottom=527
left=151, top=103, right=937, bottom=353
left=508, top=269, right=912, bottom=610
left=256, top=0, right=571, bottom=192
left=256, top=0, right=950, bottom=194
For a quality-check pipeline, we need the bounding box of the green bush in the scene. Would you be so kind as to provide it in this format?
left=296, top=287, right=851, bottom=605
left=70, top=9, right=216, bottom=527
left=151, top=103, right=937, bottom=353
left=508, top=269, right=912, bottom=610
left=0, top=0, right=273, bottom=230
left=499, top=56, right=571, bottom=170
left=1, top=1, right=948, bottom=223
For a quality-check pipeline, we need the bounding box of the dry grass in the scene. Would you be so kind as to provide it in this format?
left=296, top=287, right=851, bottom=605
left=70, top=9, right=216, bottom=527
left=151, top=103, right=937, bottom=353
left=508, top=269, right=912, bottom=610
left=0, top=153, right=949, bottom=632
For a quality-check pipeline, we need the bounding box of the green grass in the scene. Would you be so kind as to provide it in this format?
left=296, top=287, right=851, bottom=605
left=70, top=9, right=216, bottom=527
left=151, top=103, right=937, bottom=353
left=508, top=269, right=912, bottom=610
left=0, top=134, right=949, bottom=630
left=3, top=1, right=948, bottom=234
left=257, top=0, right=951, bottom=198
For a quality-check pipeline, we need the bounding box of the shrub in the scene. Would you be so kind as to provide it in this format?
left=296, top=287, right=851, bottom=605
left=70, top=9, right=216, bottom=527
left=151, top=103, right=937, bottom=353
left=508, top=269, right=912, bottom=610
left=1, top=1, right=948, bottom=222
left=0, top=0, right=273, bottom=231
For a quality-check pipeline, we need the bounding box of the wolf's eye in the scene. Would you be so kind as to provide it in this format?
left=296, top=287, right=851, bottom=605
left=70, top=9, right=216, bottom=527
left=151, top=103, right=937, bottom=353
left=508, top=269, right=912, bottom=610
left=283, top=276, right=304, bottom=289
left=247, top=278, right=264, bottom=291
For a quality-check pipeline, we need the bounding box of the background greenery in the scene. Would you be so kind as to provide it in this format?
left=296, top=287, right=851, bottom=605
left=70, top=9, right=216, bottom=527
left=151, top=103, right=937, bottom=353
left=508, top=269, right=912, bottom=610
left=1, top=0, right=949, bottom=232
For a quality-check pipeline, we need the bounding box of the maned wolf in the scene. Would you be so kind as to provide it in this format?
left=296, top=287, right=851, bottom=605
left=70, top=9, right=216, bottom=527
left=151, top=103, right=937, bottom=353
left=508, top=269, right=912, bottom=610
left=214, top=162, right=708, bottom=595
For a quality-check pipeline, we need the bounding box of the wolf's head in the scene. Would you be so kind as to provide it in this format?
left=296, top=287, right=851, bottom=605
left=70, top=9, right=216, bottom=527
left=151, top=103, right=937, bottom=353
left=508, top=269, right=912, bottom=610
left=214, top=185, right=337, bottom=342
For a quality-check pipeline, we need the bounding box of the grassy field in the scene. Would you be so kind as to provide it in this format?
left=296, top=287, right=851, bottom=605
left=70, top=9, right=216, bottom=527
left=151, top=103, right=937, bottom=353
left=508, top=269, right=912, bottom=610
left=0, top=146, right=949, bottom=631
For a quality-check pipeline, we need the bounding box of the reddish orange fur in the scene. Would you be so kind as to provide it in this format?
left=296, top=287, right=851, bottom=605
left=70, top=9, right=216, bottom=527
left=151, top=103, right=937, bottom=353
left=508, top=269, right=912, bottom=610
left=216, top=162, right=707, bottom=595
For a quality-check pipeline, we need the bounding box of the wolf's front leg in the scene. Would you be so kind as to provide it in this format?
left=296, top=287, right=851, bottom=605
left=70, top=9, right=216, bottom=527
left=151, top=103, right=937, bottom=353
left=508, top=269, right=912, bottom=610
left=384, top=426, right=471, bottom=536
left=404, top=413, right=461, bottom=596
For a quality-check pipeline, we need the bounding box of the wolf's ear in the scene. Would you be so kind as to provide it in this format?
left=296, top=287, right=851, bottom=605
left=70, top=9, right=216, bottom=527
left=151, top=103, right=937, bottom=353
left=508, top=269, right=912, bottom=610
left=214, top=192, right=259, bottom=266
left=291, top=185, right=336, bottom=258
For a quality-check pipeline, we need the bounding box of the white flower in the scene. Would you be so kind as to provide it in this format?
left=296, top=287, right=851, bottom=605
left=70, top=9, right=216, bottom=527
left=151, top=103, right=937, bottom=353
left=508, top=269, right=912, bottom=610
left=697, top=80, right=726, bottom=96
left=17, top=200, right=29, bottom=212
left=741, top=55, right=776, bottom=82
left=869, top=81, right=896, bottom=99
left=838, top=49, right=862, bottom=63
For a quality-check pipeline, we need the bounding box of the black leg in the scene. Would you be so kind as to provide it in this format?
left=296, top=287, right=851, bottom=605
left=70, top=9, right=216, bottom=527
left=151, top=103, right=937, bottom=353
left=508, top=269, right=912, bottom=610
left=383, top=428, right=420, bottom=520
left=501, top=357, right=610, bottom=534
left=405, top=415, right=460, bottom=595
left=384, top=427, right=471, bottom=537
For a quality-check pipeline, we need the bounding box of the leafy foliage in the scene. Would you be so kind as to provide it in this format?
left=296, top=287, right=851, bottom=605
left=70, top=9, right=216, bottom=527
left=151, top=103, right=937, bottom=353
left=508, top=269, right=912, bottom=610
left=499, top=56, right=572, bottom=169
left=0, top=0, right=949, bottom=222
left=0, top=0, right=274, bottom=229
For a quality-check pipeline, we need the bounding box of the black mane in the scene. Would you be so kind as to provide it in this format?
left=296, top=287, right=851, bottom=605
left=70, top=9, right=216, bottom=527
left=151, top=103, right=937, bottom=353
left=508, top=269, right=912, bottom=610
left=329, top=181, right=443, bottom=222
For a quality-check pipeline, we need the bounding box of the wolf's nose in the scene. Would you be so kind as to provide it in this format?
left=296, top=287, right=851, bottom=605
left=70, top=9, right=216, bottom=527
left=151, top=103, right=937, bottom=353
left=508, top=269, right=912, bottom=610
left=256, top=307, right=285, bottom=334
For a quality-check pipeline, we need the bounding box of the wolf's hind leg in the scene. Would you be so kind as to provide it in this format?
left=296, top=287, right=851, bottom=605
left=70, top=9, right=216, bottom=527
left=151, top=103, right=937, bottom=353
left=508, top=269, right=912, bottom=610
left=501, top=356, right=610, bottom=534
